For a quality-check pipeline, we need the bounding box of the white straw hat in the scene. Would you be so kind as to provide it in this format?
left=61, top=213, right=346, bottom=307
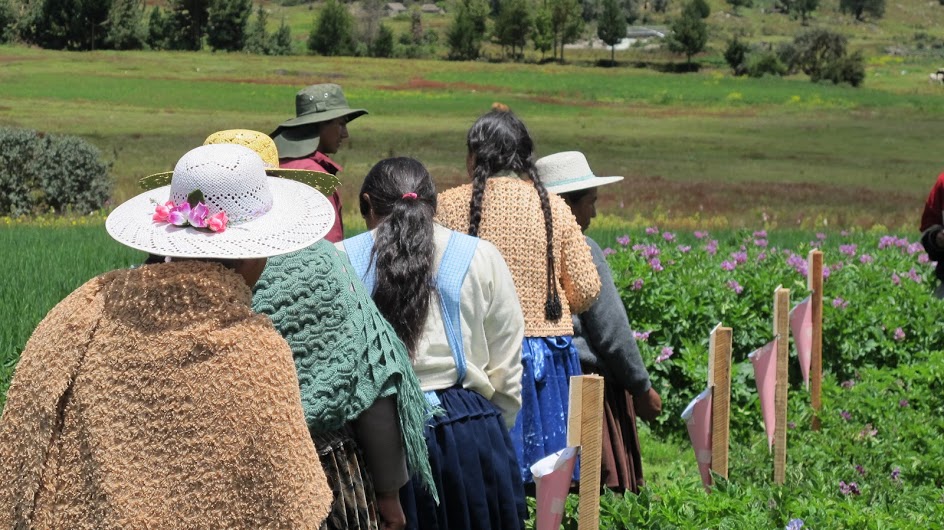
left=536, top=151, right=624, bottom=195
left=106, top=143, right=335, bottom=259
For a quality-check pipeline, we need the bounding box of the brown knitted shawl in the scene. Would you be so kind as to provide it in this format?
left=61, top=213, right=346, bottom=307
left=437, top=177, right=601, bottom=337
left=0, top=261, right=331, bottom=529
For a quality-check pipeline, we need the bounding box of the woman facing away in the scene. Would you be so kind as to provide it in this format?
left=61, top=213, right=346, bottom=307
left=0, top=144, right=335, bottom=528
left=436, top=109, right=602, bottom=486
left=537, top=151, right=663, bottom=494
left=339, top=157, right=528, bottom=530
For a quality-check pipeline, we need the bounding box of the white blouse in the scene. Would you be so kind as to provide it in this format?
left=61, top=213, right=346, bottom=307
left=338, top=223, right=524, bottom=427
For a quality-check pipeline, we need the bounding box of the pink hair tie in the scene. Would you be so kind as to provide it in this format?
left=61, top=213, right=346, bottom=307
left=402, top=192, right=418, bottom=200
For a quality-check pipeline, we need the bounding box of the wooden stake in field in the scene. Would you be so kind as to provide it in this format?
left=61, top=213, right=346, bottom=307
left=773, top=286, right=791, bottom=484
left=808, top=250, right=824, bottom=431
left=567, top=375, right=605, bottom=530
left=708, top=323, right=733, bottom=479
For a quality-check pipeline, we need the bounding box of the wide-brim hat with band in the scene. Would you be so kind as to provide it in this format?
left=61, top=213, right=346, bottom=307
left=270, top=83, right=368, bottom=159
left=107, top=143, right=336, bottom=259
left=136, top=130, right=341, bottom=197
left=536, top=151, right=624, bottom=195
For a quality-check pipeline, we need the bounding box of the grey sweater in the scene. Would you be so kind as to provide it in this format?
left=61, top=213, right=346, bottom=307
left=572, top=236, right=652, bottom=397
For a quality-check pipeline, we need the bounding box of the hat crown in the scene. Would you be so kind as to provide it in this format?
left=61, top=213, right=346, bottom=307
left=169, top=144, right=273, bottom=222
left=203, top=130, right=280, bottom=167
left=536, top=151, right=595, bottom=186
left=295, top=83, right=350, bottom=118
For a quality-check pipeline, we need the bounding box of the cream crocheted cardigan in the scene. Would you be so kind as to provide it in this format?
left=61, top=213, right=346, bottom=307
left=437, top=177, right=601, bottom=337
left=0, top=261, right=331, bottom=529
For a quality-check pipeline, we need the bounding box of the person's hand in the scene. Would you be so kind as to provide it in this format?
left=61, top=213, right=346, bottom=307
left=376, top=491, right=406, bottom=530
left=634, top=387, right=662, bottom=422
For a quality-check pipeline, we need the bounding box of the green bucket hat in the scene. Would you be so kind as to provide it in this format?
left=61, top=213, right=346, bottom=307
left=271, top=83, right=368, bottom=160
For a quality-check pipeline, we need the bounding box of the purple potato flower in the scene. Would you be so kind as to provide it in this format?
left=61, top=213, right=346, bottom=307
left=656, top=346, right=674, bottom=363
left=727, top=280, right=743, bottom=294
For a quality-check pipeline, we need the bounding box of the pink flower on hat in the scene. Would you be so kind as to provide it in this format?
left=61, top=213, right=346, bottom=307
left=152, top=201, right=175, bottom=223
left=168, top=202, right=190, bottom=226
left=188, top=202, right=210, bottom=228
left=208, top=211, right=228, bottom=233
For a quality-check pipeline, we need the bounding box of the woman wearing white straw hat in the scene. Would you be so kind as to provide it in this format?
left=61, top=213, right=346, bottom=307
left=537, top=151, right=663, bottom=494
left=0, top=143, right=336, bottom=528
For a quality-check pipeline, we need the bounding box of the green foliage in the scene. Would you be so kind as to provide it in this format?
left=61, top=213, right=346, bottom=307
left=206, top=0, right=252, bottom=52
left=146, top=7, right=172, bottom=50
left=793, top=28, right=864, bottom=85
left=597, top=0, right=627, bottom=63
left=494, top=0, right=531, bottom=59
left=0, top=128, right=112, bottom=217
left=244, top=5, right=270, bottom=54
left=777, top=0, right=819, bottom=24
left=106, top=0, right=145, bottom=50
left=371, top=23, right=395, bottom=57
left=308, top=0, right=355, bottom=56
left=0, top=0, right=13, bottom=43
left=690, top=0, right=710, bottom=18
left=600, top=228, right=940, bottom=440
left=726, top=0, right=752, bottom=12
left=550, top=0, right=584, bottom=62
left=17, top=0, right=113, bottom=50
left=652, top=0, right=670, bottom=13
left=530, top=4, right=554, bottom=57
left=667, top=1, right=708, bottom=64
left=747, top=50, right=787, bottom=77
left=839, top=0, right=885, bottom=21
left=270, top=19, right=293, bottom=55
left=167, top=0, right=210, bottom=51
left=447, top=0, right=487, bottom=60
left=724, top=36, right=749, bottom=75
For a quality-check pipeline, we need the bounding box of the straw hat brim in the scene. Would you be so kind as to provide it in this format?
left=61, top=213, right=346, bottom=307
left=545, top=175, right=624, bottom=195
left=106, top=177, right=335, bottom=259
left=139, top=169, right=340, bottom=197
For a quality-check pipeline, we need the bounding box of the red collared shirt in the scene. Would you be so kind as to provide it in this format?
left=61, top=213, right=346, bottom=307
left=280, top=152, right=344, bottom=243
left=920, top=171, right=944, bottom=233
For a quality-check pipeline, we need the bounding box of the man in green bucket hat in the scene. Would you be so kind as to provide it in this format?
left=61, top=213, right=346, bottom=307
left=272, top=83, right=368, bottom=242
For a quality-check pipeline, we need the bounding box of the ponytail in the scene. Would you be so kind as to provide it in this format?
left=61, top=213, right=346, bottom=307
left=360, top=157, right=437, bottom=357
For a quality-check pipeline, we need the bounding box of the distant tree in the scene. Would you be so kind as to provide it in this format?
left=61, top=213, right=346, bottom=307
left=447, top=0, right=485, bottom=60
left=371, top=23, right=394, bottom=57
left=146, top=6, right=173, bottom=49
left=667, top=0, right=707, bottom=64
left=652, top=0, right=669, bottom=12
left=269, top=18, right=293, bottom=55
left=550, top=0, right=584, bottom=62
left=0, top=0, right=12, bottom=43
left=793, top=28, right=846, bottom=81
left=725, top=0, right=752, bottom=14
left=597, top=0, right=627, bottom=63
left=822, top=49, right=865, bottom=86
left=21, top=0, right=112, bottom=50
left=724, top=36, right=749, bottom=75
left=106, top=0, right=146, bottom=50
left=839, top=0, right=885, bottom=21
left=358, top=0, right=384, bottom=51
left=494, top=0, right=531, bottom=59
left=244, top=5, right=269, bottom=54
left=530, top=3, right=554, bottom=58
left=410, top=9, right=423, bottom=44
left=308, top=0, right=355, bottom=55
left=691, top=0, right=710, bottom=18
left=167, top=0, right=210, bottom=50
left=777, top=0, right=818, bottom=25
left=207, top=0, right=252, bottom=51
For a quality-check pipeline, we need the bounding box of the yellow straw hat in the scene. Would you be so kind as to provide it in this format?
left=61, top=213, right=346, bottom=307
left=137, top=130, right=340, bottom=196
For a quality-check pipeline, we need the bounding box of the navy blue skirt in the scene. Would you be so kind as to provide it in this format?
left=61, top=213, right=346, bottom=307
left=399, top=387, right=526, bottom=530
left=510, top=336, right=583, bottom=484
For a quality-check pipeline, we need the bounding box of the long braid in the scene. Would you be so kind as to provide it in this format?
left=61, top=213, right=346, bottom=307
left=467, top=164, right=490, bottom=237
left=528, top=166, right=562, bottom=321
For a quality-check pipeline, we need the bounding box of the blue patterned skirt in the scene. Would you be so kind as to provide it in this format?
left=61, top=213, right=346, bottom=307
left=399, top=387, right=526, bottom=530
left=510, top=336, right=583, bottom=484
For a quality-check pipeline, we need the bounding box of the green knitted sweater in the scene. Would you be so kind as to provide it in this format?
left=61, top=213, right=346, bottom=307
left=252, top=239, right=435, bottom=499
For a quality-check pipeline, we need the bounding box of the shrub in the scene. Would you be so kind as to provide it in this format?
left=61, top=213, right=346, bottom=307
left=371, top=23, right=395, bottom=57
left=822, top=49, right=866, bottom=87
left=207, top=0, right=252, bottom=51
left=0, top=128, right=112, bottom=216
left=308, top=0, right=356, bottom=56
left=724, top=37, right=749, bottom=75
left=747, top=50, right=787, bottom=77
left=106, top=0, right=147, bottom=50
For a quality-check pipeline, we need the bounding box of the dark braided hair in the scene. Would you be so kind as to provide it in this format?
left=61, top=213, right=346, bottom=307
left=466, top=110, right=562, bottom=321
left=359, top=157, right=437, bottom=357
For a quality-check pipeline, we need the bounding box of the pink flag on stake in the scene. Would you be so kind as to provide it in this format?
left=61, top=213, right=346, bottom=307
left=530, top=447, right=578, bottom=530
left=790, top=296, right=813, bottom=389
left=681, top=388, right=713, bottom=489
left=748, top=338, right=779, bottom=452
